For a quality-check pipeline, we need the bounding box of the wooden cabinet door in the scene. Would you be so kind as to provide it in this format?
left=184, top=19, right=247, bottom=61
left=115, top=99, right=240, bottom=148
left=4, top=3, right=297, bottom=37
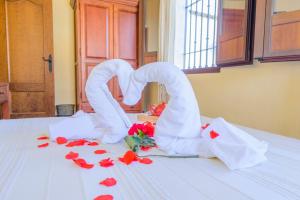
left=113, top=4, right=142, bottom=112
left=78, top=0, right=113, bottom=112
left=6, top=0, right=54, bottom=118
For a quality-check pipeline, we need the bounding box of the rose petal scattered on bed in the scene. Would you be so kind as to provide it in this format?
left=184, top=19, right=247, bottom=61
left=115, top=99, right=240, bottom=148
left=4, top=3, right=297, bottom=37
left=73, top=158, right=94, bottom=169
left=99, top=158, right=114, bottom=168
left=210, top=130, right=219, bottom=139
left=118, top=150, right=137, bottom=165
left=65, top=151, right=79, bottom=160
left=66, top=139, right=88, bottom=147
left=88, top=141, right=99, bottom=146
left=94, top=149, right=107, bottom=154
left=201, top=123, right=210, bottom=130
left=38, top=143, right=49, bottom=148
left=37, top=136, right=49, bottom=140
left=94, top=194, right=113, bottom=200
left=56, top=137, right=68, bottom=144
left=138, top=158, right=153, bottom=164
left=99, top=178, right=117, bottom=187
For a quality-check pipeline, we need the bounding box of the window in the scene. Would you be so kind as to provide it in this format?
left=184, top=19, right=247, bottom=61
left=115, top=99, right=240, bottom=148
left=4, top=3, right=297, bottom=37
left=183, top=0, right=219, bottom=70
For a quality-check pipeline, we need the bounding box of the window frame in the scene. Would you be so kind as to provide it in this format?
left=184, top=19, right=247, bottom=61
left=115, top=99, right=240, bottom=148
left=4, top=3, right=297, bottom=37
left=182, top=0, right=221, bottom=74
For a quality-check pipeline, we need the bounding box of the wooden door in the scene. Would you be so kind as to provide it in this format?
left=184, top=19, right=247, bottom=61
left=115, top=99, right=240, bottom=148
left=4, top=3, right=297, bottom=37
left=5, top=0, right=54, bottom=118
left=77, top=0, right=113, bottom=112
left=113, top=4, right=141, bottom=112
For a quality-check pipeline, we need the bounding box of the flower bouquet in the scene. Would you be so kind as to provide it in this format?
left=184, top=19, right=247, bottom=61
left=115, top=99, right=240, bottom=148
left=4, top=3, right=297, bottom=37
left=125, top=122, right=156, bottom=152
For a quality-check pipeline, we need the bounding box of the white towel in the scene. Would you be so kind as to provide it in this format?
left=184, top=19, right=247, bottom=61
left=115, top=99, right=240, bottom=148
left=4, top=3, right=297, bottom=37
left=124, top=62, right=202, bottom=139
left=85, top=59, right=134, bottom=143
left=124, top=62, right=268, bottom=170
left=49, top=111, right=102, bottom=140
left=200, top=118, right=268, bottom=170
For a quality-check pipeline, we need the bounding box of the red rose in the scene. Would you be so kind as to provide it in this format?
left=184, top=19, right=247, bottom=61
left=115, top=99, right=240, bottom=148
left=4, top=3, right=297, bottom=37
left=142, top=122, right=154, bottom=137
left=128, top=123, right=138, bottom=135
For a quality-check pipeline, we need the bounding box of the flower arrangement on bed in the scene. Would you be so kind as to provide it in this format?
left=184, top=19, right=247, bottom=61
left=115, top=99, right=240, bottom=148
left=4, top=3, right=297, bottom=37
left=125, top=102, right=167, bottom=152
left=125, top=122, right=156, bottom=152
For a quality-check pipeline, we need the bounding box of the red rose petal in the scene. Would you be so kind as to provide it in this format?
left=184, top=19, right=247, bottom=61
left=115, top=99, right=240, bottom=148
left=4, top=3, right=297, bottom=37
left=94, top=194, right=113, bottom=200
left=118, top=150, right=137, bottom=165
left=94, top=149, right=107, bottom=154
left=38, top=143, right=49, bottom=148
left=81, top=163, right=94, bottom=169
left=66, top=139, right=88, bottom=147
left=201, top=123, right=210, bottom=130
left=99, top=178, right=117, bottom=187
left=128, top=123, right=138, bottom=135
left=138, top=158, right=153, bottom=164
left=37, top=136, right=49, bottom=140
left=73, top=158, right=86, bottom=166
left=99, top=158, right=114, bottom=168
left=56, top=137, right=68, bottom=144
left=210, top=130, right=219, bottom=139
left=65, top=151, right=79, bottom=160
left=73, top=158, right=94, bottom=169
left=88, top=141, right=99, bottom=146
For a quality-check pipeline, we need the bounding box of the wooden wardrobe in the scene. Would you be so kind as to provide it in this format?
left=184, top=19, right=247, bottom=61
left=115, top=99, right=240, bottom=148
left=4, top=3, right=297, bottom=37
left=75, top=0, right=142, bottom=113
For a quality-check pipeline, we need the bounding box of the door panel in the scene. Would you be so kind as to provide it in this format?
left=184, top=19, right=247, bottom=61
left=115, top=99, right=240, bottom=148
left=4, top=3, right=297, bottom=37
left=85, top=4, right=110, bottom=58
left=6, top=0, right=54, bottom=118
left=79, top=0, right=113, bottom=106
left=114, top=4, right=141, bottom=112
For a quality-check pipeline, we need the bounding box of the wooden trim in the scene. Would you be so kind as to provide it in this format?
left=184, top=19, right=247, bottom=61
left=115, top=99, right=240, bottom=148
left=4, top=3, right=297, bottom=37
left=183, top=67, right=220, bottom=74
left=102, top=0, right=139, bottom=7
left=216, top=0, right=255, bottom=66
left=263, top=0, right=300, bottom=59
left=75, top=0, right=81, bottom=110
left=0, top=1, right=8, bottom=82
left=138, top=0, right=144, bottom=65
left=253, top=0, right=267, bottom=58
left=44, top=0, right=55, bottom=116
left=10, top=112, right=47, bottom=119
left=272, top=10, right=300, bottom=26
left=259, top=55, right=300, bottom=62
left=0, top=83, right=10, bottom=119
left=9, top=83, right=44, bottom=92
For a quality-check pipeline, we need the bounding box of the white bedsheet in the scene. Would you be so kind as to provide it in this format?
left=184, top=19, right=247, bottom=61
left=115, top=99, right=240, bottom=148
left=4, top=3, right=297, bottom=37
left=0, top=115, right=300, bottom=200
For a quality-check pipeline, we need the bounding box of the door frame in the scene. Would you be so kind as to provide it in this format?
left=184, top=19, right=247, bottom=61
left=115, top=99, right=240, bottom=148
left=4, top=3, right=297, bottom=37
left=43, top=0, right=55, bottom=116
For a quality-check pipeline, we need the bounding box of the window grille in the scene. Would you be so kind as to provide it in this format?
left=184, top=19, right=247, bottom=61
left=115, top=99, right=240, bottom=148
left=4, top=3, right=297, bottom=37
left=183, top=0, right=219, bottom=70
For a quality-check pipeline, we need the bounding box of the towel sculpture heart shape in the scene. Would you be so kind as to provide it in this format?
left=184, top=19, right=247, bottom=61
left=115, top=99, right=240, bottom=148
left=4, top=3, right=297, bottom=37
left=49, top=59, right=267, bottom=170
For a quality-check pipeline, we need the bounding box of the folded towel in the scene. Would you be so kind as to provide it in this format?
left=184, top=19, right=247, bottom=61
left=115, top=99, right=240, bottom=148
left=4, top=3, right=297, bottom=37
left=201, top=118, right=268, bottom=170
left=49, top=111, right=102, bottom=140
left=85, top=59, right=133, bottom=143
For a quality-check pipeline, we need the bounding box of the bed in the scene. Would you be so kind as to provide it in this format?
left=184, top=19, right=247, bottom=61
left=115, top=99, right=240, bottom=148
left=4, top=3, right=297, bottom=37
left=0, top=115, right=300, bottom=200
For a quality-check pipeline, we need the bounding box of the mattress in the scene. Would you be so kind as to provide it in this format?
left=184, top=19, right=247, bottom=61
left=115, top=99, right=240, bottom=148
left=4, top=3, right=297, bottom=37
left=0, top=115, right=300, bottom=200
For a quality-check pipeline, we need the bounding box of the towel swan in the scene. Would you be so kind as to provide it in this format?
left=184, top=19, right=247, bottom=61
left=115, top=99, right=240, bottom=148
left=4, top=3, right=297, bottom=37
left=85, top=59, right=134, bottom=143
left=124, top=62, right=268, bottom=170
left=50, top=59, right=267, bottom=169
